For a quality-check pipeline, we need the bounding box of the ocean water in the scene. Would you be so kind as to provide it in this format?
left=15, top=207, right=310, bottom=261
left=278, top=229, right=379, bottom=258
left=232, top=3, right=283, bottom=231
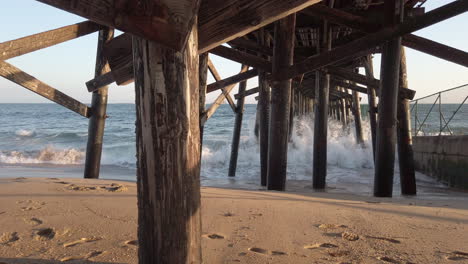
left=0, top=103, right=466, bottom=196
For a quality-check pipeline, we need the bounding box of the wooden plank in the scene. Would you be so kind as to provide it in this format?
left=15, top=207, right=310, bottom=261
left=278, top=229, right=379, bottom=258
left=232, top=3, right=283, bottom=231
left=133, top=21, right=201, bottom=262
left=278, top=0, right=468, bottom=81
left=0, top=21, right=102, bottom=60
left=0, top=60, right=89, bottom=117
left=209, top=46, right=272, bottom=72
left=267, top=14, right=296, bottom=191
left=206, top=69, right=258, bottom=93
left=207, top=57, right=237, bottom=112
left=35, top=0, right=200, bottom=51
left=102, top=33, right=134, bottom=85
left=198, top=0, right=321, bottom=53
left=304, top=4, right=468, bottom=68
left=84, top=28, right=114, bottom=179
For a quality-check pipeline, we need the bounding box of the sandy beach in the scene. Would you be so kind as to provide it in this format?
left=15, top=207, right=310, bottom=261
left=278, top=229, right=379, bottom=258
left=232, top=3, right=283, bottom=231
left=0, top=177, right=467, bottom=264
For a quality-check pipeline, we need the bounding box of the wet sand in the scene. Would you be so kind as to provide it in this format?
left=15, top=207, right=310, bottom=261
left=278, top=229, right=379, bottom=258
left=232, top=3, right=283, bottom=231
left=0, top=177, right=467, bottom=263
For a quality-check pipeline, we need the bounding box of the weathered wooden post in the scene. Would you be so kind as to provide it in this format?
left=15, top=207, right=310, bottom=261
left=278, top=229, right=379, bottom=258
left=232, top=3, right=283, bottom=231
left=374, top=0, right=403, bottom=197
left=289, top=86, right=295, bottom=140
left=313, top=21, right=331, bottom=189
left=364, top=55, right=378, bottom=159
left=339, top=87, right=347, bottom=127
left=132, top=21, right=202, bottom=263
left=228, top=79, right=247, bottom=177
left=258, top=59, right=270, bottom=186
left=351, top=72, right=364, bottom=144
left=397, top=47, right=417, bottom=195
left=84, top=28, right=114, bottom=179
left=199, top=53, right=208, bottom=149
left=267, top=14, right=296, bottom=191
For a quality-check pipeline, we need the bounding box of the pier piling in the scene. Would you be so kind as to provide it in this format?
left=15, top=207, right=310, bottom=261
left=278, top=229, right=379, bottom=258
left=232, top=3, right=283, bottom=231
left=267, top=14, right=296, bottom=191
left=229, top=79, right=247, bottom=177
left=84, top=28, right=114, bottom=179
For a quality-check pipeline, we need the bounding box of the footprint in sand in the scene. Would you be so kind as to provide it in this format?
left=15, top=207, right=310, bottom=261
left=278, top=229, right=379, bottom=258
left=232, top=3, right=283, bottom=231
left=0, top=232, right=19, bottom=245
left=248, top=247, right=287, bottom=256
left=304, top=243, right=338, bottom=249
left=223, top=212, right=235, bottom=217
left=445, top=251, right=468, bottom=261
left=60, top=250, right=105, bottom=262
left=54, top=181, right=71, bottom=185
left=366, top=235, right=400, bottom=244
left=248, top=247, right=269, bottom=255
left=124, top=240, right=138, bottom=246
left=63, top=237, right=101, bottom=248
left=23, top=217, right=43, bottom=226
left=203, top=233, right=225, bottom=239
left=328, top=250, right=351, bottom=257
left=101, top=183, right=127, bottom=192
left=377, top=256, right=400, bottom=263
left=342, top=232, right=359, bottom=241
left=318, top=224, right=348, bottom=229
left=34, top=228, right=55, bottom=241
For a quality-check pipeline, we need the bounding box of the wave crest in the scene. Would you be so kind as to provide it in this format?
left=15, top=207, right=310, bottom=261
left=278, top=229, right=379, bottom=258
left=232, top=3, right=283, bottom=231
left=0, top=146, right=84, bottom=165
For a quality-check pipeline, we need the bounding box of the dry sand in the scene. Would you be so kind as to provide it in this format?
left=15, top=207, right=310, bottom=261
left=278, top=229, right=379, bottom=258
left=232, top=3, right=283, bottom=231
left=0, top=177, right=467, bottom=264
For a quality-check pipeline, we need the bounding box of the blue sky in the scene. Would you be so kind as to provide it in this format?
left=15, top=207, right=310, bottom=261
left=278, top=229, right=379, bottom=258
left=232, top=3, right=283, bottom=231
left=0, top=0, right=467, bottom=104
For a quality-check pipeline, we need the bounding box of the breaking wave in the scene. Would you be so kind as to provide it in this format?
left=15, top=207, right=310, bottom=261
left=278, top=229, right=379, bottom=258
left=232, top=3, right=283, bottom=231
left=0, top=146, right=84, bottom=165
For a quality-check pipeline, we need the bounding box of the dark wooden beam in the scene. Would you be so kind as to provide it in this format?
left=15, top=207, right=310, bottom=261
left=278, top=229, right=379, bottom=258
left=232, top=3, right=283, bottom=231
left=86, top=72, right=114, bottom=92
left=207, top=57, right=237, bottom=112
left=0, top=60, right=90, bottom=117
left=199, top=0, right=321, bottom=53
left=234, top=87, right=259, bottom=99
left=279, top=0, right=468, bottom=81
left=209, top=46, right=272, bottom=72
left=35, top=0, right=200, bottom=51
left=304, top=4, right=468, bottom=68
left=327, top=66, right=416, bottom=99
left=228, top=38, right=273, bottom=57
left=202, top=66, right=249, bottom=124
left=206, top=69, right=258, bottom=93
left=102, top=33, right=134, bottom=85
left=228, top=78, right=247, bottom=177
left=0, top=21, right=102, bottom=61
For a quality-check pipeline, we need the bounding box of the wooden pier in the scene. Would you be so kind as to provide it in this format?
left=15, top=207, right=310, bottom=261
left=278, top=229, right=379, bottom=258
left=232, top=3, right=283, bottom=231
left=2, top=0, right=468, bottom=262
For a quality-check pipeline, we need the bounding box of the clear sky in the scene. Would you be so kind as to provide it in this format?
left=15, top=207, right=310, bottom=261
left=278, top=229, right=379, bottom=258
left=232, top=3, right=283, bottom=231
left=0, top=0, right=467, bottom=105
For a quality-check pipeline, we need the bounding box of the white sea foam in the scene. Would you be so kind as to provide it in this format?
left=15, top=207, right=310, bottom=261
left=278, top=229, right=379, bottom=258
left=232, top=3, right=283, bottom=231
left=15, top=129, right=36, bottom=137
left=0, top=146, right=84, bottom=164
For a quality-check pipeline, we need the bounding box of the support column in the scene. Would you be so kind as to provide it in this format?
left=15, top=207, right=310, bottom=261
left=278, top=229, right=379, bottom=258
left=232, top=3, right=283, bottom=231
left=258, top=68, right=270, bottom=186
left=199, top=53, right=208, bottom=149
left=352, top=75, right=364, bottom=145
left=289, top=86, right=295, bottom=141
left=133, top=22, right=202, bottom=263
left=364, top=55, right=378, bottom=159
left=228, top=79, right=247, bottom=177
left=313, top=22, right=331, bottom=189
left=267, top=14, right=296, bottom=191
left=339, top=87, right=347, bottom=127
left=374, top=0, right=403, bottom=197
left=84, top=28, right=114, bottom=179
left=397, top=47, right=417, bottom=195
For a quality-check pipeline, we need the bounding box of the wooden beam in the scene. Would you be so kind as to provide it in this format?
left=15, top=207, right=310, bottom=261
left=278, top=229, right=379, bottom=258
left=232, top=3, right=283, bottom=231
left=35, top=0, right=200, bottom=51
left=304, top=4, right=468, bottom=68
left=198, top=0, right=321, bottom=53
left=402, top=34, right=468, bottom=68
left=228, top=78, right=247, bottom=176
left=207, top=57, right=237, bottom=112
left=202, top=65, right=249, bottom=124
left=206, top=69, right=258, bottom=93
left=228, top=38, right=273, bottom=57
left=209, top=46, right=272, bottom=72
left=0, top=60, right=89, bottom=117
left=102, top=33, right=134, bottom=85
left=327, top=66, right=416, bottom=99
left=278, top=0, right=468, bottom=81
left=0, top=21, right=102, bottom=61
left=86, top=72, right=114, bottom=92
left=234, top=87, right=259, bottom=99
